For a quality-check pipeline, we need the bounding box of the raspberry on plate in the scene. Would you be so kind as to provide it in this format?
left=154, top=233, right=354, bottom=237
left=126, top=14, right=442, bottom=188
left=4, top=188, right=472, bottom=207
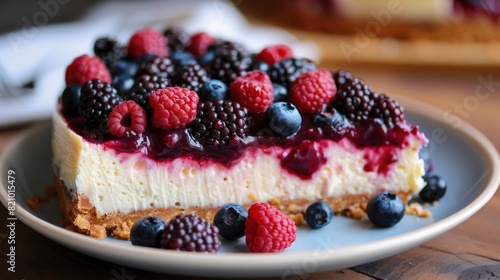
left=289, top=69, right=336, bottom=114
left=161, top=214, right=220, bottom=253
left=255, top=44, right=293, bottom=66
left=149, top=87, right=199, bottom=130
left=107, top=100, right=147, bottom=137
left=127, top=28, right=168, bottom=60
left=229, top=70, right=274, bottom=114
left=65, top=55, right=111, bottom=86
left=244, top=202, right=296, bottom=253
left=188, top=32, right=217, bottom=57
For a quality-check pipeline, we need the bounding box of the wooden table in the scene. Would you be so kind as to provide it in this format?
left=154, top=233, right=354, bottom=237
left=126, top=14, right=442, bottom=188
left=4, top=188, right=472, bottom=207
left=1, top=46, right=500, bottom=280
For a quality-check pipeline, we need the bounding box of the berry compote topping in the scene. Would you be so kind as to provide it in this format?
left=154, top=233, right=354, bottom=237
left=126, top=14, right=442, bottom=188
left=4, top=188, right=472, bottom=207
left=62, top=28, right=424, bottom=180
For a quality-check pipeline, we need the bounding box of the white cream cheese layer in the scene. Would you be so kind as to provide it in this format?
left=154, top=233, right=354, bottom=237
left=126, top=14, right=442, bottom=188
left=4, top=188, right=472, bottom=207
left=53, top=111, right=426, bottom=216
left=335, top=0, right=453, bottom=22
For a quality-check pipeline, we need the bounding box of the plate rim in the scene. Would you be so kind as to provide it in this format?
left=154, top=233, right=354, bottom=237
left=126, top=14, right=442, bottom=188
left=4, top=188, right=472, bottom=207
left=0, top=97, right=499, bottom=277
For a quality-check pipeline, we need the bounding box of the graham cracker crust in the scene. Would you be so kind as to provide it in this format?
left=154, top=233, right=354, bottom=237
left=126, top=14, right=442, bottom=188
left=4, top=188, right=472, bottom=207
left=54, top=173, right=413, bottom=240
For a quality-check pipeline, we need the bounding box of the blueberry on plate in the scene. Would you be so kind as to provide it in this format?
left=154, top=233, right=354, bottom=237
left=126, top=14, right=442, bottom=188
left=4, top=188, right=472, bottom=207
left=265, top=102, right=302, bottom=137
left=304, top=201, right=333, bottom=229
left=112, top=75, right=134, bottom=97
left=113, top=59, right=138, bottom=77
left=61, top=84, right=81, bottom=117
left=130, top=216, right=166, bottom=248
left=272, top=83, right=288, bottom=103
left=419, top=174, right=447, bottom=202
left=213, top=203, right=248, bottom=240
left=366, top=192, right=405, bottom=228
left=199, top=79, right=228, bottom=101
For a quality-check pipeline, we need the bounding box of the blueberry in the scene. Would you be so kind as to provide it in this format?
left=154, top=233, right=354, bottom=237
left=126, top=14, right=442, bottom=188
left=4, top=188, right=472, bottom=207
left=171, top=50, right=197, bottom=66
left=136, top=54, right=157, bottom=68
left=197, top=50, right=216, bottom=65
left=112, top=75, right=134, bottom=97
left=251, top=60, right=269, bottom=72
left=304, top=201, right=333, bottom=229
left=199, top=79, right=228, bottom=101
left=272, top=83, right=288, bottom=103
left=265, top=102, right=302, bottom=137
left=213, top=203, right=248, bottom=240
left=61, top=84, right=81, bottom=117
left=419, top=174, right=447, bottom=202
left=366, top=192, right=405, bottom=227
left=130, top=216, right=166, bottom=248
left=113, top=59, right=138, bottom=77
left=419, top=147, right=433, bottom=173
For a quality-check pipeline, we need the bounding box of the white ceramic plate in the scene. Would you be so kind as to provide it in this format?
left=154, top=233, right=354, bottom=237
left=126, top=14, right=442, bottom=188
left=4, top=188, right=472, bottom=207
left=1, top=97, right=499, bottom=278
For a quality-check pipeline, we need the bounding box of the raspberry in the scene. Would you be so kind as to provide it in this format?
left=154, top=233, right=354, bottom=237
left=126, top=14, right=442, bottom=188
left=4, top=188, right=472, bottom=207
left=163, top=27, right=190, bottom=51
left=205, top=42, right=253, bottom=85
left=244, top=203, right=296, bottom=253
left=267, top=58, right=316, bottom=89
left=107, top=100, right=147, bottom=137
left=65, top=55, right=111, bottom=86
left=173, top=63, right=209, bottom=92
left=190, top=99, right=249, bottom=148
left=149, top=87, right=199, bottom=130
left=136, top=56, right=175, bottom=80
left=127, top=28, right=168, bottom=60
left=126, top=74, right=169, bottom=115
left=161, top=214, right=221, bottom=253
left=79, top=79, right=122, bottom=131
left=229, top=70, right=274, bottom=114
left=331, top=78, right=376, bottom=123
left=289, top=69, right=336, bottom=114
left=255, top=44, right=293, bottom=65
left=93, top=37, right=126, bottom=72
left=188, top=32, right=217, bottom=57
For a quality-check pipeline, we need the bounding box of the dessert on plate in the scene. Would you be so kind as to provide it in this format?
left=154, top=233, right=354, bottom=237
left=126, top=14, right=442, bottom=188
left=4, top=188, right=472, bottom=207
left=53, top=27, right=427, bottom=239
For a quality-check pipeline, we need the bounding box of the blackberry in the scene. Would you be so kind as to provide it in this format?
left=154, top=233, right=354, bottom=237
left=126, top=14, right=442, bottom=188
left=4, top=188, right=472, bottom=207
left=331, top=79, right=376, bottom=123
left=370, top=93, right=405, bottom=127
left=136, top=56, right=175, bottom=80
left=332, top=69, right=354, bottom=90
left=161, top=214, right=221, bottom=253
left=190, top=99, right=249, bottom=148
left=173, top=63, right=209, bottom=92
left=163, top=27, right=190, bottom=51
left=79, top=79, right=122, bottom=131
left=93, top=37, right=126, bottom=72
left=267, top=58, right=316, bottom=89
left=125, top=74, right=169, bottom=114
left=204, top=42, right=253, bottom=85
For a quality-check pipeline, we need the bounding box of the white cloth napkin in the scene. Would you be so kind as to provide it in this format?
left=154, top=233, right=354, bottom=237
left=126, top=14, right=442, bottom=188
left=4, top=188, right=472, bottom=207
left=0, top=0, right=319, bottom=128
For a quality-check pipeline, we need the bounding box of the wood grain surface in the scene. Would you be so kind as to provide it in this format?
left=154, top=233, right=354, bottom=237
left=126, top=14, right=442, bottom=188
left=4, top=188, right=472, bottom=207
left=1, top=24, right=500, bottom=280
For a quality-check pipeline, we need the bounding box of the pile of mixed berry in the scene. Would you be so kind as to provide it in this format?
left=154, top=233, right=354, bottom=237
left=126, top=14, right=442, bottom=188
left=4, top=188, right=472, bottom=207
left=60, top=27, right=447, bottom=251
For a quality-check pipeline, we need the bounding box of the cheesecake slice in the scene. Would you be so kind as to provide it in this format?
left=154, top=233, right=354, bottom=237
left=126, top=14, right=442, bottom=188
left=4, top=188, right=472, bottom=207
left=53, top=28, right=427, bottom=239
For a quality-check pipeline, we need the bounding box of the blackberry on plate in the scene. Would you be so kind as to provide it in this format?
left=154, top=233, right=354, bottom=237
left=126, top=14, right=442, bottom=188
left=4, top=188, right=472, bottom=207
left=125, top=74, right=169, bottom=114
left=332, top=69, right=354, bottom=90
left=198, top=79, right=228, bottom=101
left=331, top=78, right=376, bottom=123
left=130, top=216, right=166, bottom=248
left=304, top=201, right=333, bottom=229
left=173, top=63, right=209, bottom=92
left=366, top=192, right=405, bottom=228
left=204, top=42, right=253, bottom=85
left=213, top=203, right=248, bottom=240
left=61, top=84, right=81, bottom=117
left=190, top=99, right=249, bottom=148
left=93, top=37, right=126, bottom=72
left=370, top=93, right=405, bottom=127
left=267, top=58, right=316, bottom=89
left=163, top=27, right=190, bottom=51
left=161, top=214, right=221, bottom=253
left=136, top=56, right=175, bottom=80
left=265, top=102, right=302, bottom=137
left=79, top=78, right=122, bottom=131
left=419, top=174, right=447, bottom=202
